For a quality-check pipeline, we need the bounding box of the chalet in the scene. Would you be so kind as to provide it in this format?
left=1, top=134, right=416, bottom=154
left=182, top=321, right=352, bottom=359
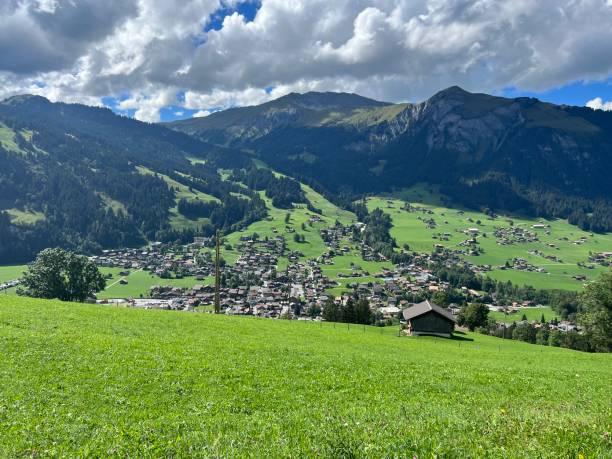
left=402, top=300, right=456, bottom=338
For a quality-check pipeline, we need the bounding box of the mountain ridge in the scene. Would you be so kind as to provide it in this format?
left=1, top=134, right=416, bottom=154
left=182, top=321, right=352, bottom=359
left=1, top=87, right=611, bottom=263
left=168, top=86, right=612, bottom=231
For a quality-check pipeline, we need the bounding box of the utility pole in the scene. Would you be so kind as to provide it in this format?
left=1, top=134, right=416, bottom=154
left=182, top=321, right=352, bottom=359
left=214, top=230, right=221, bottom=314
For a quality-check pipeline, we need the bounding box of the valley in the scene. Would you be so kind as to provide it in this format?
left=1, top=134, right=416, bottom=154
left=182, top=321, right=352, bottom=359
left=0, top=89, right=610, bottom=346
left=3, top=3, right=612, bottom=458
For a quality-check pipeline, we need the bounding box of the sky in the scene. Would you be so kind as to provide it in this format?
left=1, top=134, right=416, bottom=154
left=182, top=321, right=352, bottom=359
left=1, top=0, right=612, bottom=122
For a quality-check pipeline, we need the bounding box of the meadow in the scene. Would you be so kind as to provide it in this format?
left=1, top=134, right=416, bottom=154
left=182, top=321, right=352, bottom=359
left=220, top=184, right=356, bottom=264
left=365, top=192, right=612, bottom=291
left=488, top=306, right=559, bottom=324
left=0, top=265, right=26, bottom=283
left=97, top=268, right=214, bottom=300
left=0, top=296, right=610, bottom=457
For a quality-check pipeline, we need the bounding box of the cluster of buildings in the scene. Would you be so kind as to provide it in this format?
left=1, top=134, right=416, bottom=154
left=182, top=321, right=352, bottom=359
left=89, top=215, right=588, bottom=334
left=493, top=226, right=539, bottom=245
left=0, top=279, right=20, bottom=292
left=589, top=251, right=612, bottom=267
left=90, top=245, right=214, bottom=279
left=499, top=257, right=546, bottom=273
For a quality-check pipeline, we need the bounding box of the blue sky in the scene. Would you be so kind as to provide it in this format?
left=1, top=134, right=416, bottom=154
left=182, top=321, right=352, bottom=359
left=502, top=79, right=612, bottom=107
left=205, top=1, right=260, bottom=31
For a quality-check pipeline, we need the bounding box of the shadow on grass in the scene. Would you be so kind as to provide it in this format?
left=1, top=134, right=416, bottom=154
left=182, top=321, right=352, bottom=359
left=412, top=330, right=474, bottom=341
left=450, top=332, right=474, bottom=342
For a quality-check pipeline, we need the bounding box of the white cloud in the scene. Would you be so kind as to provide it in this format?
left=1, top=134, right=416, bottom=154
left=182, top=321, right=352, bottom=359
left=193, top=109, right=212, bottom=117
left=34, top=0, right=59, bottom=14
left=586, top=97, right=612, bottom=111
left=1, top=0, right=612, bottom=119
left=116, top=87, right=176, bottom=122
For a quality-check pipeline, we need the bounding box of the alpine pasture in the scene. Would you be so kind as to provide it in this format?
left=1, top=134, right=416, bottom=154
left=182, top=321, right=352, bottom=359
left=365, top=193, right=612, bottom=291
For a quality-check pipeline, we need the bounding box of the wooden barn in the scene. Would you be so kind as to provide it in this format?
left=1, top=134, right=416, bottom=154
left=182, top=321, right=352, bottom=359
left=402, top=300, right=456, bottom=338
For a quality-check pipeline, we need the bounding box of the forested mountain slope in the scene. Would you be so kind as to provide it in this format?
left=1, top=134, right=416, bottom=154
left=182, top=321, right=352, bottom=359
left=0, top=96, right=272, bottom=262
left=170, top=87, right=612, bottom=232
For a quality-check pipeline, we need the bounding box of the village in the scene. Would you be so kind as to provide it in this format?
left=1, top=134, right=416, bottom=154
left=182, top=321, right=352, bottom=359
left=89, top=220, right=579, bottom=334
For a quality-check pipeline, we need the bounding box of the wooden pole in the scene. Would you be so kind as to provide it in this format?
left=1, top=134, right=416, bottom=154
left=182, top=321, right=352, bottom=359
left=214, top=230, right=221, bottom=314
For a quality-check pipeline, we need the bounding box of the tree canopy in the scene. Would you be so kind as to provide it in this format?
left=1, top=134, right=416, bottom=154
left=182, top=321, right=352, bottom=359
left=18, top=248, right=106, bottom=302
left=458, top=303, right=489, bottom=331
left=578, top=272, right=612, bottom=352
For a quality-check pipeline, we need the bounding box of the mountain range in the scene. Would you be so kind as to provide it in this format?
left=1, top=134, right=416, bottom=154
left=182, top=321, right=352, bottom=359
left=168, top=86, right=612, bottom=206
left=1, top=87, right=611, bottom=262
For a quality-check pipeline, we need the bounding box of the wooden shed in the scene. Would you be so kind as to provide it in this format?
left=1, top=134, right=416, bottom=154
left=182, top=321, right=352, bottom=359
left=402, top=300, right=456, bottom=338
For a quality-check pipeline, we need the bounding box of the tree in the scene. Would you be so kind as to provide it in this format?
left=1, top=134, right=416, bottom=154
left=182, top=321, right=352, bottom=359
left=342, top=298, right=356, bottom=324
left=322, top=299, right=342, bottom=322
left=458, top=303, right=489, bottom=331
left=512, top=322, right=536, bottom=343
left=578, top=272, right=612, bottom=352
left=354, top=298, right=372, bottom=325
left=535, top=326, right=549, bottom=346
left=548, top=330, right=562, bottom=347
left=308, top=303, right=321, bottom=318
left=19, top=248, right=106, bottom=302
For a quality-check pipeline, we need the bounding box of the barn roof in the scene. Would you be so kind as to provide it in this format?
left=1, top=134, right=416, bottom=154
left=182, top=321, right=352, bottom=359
left=402, top=300, right=456, bottom=323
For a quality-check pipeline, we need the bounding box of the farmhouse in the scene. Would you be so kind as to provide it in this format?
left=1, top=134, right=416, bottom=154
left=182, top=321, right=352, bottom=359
left=402, top=300, right=456, bottom=338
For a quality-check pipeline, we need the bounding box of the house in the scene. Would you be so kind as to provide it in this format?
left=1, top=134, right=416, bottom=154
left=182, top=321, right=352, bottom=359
left=402, top=300, right=456, bottom=338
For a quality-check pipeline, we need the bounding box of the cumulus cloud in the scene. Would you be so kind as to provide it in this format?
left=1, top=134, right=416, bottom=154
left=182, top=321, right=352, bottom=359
left=193, top=110, right=213, bottom=117
left=586, top=97, right=612, bottom=111
left=1, top=0, right=612, bottom=120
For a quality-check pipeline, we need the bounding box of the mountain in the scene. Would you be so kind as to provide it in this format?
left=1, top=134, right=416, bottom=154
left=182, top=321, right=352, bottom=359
left=169, top=87, right=612, bottom=231
left=2, top=87, right=612, bottom=262
left=0, top=95, right=265, bottom=262
left=168, top=91, right=390, bottom=146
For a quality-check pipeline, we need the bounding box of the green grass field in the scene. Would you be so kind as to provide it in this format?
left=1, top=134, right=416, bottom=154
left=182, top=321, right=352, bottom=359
left=0, top=265, right=26, bottom=283
left=97, top=268, right=213, bottom=299
left=366, top=193, right=612, bottom=291
left=5, top=208, right=45, bottom=224
left=0, top=297, right=610, bottom=457
left=489, top=306, right=559, bottom=324
left=0, top=122, right=20, bottom=153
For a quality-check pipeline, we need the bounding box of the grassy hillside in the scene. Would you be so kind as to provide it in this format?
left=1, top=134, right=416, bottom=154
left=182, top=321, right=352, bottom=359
left=0, top=265, right=25, bottom=283
left=0, top=297, right=610, bottom=457
left=97, top=268, right=214, bottom=300
left=489, top=306, right=559, bottom=324
left=136, top=165, right=219, bottom=230
left=222, top=183, right=355, bottom=263
left=5, top=208, right=45, bottom=224
left=366, top=192, right=612, bottom=290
